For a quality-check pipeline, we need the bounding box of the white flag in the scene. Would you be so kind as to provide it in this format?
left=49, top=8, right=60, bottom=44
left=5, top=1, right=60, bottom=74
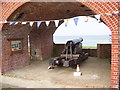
left=14, top=22, right=18, bottom=25
left=4, top=20, right=7, bottom=23
left=94, top=15, right=100, bottom=20
left=9, top=22, right=14, bottom=25
left=95, top=15, right=101, bottom=22
left=22, top=22, right=27, bottom=24
left=54, top=20, right=59, bottom=27
left=114, top=11, right=119, bottom=14
left=30, top=22, right=34, bottom=27
left=37, top=21, right=42, bottom=28
left=45, top=21, right=50, bottom=27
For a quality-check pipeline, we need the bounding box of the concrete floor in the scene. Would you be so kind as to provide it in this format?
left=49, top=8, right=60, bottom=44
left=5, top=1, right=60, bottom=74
left=1, top=57, right=111, bottom=88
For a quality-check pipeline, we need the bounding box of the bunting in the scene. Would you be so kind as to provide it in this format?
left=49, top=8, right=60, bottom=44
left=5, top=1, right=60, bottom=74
left=94, top=15, right=101, bottom=22
left=73, top=18, right=79, bottom=26
left=64, top=19, right=69, bottom=27
left=4, top=20, right=7, bottom=23
left=9, top=22, right=14, bottom=25
left=84, top=16, right=89, bottom=22
left=54, top=20, right=59, bottom=27
left=30, top=22, right=34, bottom=27
left=114, top=11, right=120, bottom=14
left=0, top=10, right=119, bottom=29
left=106, top=13, right=115, bottom=16
left=22, top=22, right=27, bottom=24
left=94, top=15, right=100, bottom=20
left=110, top=14, right=115, bottom=16
left=45, top=21, right=50, bottom=27
left=37, top=21, right=42, bottom=28
left=14, top=22, right=18, bottom=25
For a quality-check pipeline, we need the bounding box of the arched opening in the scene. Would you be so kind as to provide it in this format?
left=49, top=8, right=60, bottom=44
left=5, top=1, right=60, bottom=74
left=52, top=15, right=112, bottom=88
left=53, top=16, right=111, bottom=47
left=0, top=1, right=119, bottom=88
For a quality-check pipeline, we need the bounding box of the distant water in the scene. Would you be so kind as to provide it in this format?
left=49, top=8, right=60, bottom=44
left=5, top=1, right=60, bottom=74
left=53, top=35, right=111, bottom=47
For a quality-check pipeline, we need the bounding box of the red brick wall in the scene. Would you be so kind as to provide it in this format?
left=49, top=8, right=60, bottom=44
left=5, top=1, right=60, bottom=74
left=0, top=0, right=119, bottom=88
left=119, top=15, right=120, bottom=88
left=97, top=44, right=111, bottom=59
left=52, top=44, right=65, bottom=57
left=29, top=22, right=56, bottom=60
left=1, top=24, right=31, bottom=74
left=0, top=31, right=2, bottom=75
left=53, top=44, right=98, bottom=57
left=111, top=30, right=120, bottom=88
left=79, top=1, right=119, bottom=88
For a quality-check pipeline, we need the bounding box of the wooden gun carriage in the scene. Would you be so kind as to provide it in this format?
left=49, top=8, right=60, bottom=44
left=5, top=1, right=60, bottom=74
left=48, top=38, right=88, bottom=69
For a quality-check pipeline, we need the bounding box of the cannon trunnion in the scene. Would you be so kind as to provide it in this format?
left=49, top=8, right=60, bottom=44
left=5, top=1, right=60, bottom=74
left=48, top=38, right=88, bottom=69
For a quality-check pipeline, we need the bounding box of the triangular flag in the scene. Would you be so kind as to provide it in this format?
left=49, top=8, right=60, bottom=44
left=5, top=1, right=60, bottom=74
left=4, top=20, right=7, bottom=23
left=84, top=16, right=89, bottom=22
left=73, top=18, right=79, bottom=26
left=114, top=11, right=119, bottom=14
left=110, top=14, right=115, bottom=16
left=14, top=22, right=18, bottom=25
left=106, top=13, right=112, bottom=15
left=37, top=21, right=42, bottom=28
left=94, top=15, right=100, bottom=20
left=45, top=21, right=50, bottom=27
left=54, top=20, right=59, bottom=27
left=106, top=13, right=115, bottom=16
left=94, top=15, right=101, bottom=22
left=9, top=22, right=14, bottom=25
left=22, top=22, right=27, bottom=24
left=30, top=22, right=34, bottom=27
left=64, top=19, right=69, bottom=27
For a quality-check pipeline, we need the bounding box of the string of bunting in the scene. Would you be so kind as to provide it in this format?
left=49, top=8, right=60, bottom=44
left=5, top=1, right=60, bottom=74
left=0, top=10, right=119, bottom=28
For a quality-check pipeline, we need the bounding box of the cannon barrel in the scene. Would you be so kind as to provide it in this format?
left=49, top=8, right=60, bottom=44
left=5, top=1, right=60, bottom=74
left=66, top=37, right=83, bottom=45
left=48, top=37, right=88, bottom=69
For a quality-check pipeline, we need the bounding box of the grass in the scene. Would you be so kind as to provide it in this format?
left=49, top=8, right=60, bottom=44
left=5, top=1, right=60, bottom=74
left=83, top=46, right=97, bottom=49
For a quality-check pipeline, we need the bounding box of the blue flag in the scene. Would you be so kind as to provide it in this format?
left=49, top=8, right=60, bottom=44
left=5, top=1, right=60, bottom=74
left=65, top=23, right=67, bottom=27
left=9, top=22, right=14, bottom=25
left=37, top=21, right=42, bottom=28
left=74, top=18, right=79, bottom=26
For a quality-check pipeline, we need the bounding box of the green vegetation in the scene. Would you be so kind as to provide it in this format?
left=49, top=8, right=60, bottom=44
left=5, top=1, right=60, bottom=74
left=83, top=46, right=97, bottom=49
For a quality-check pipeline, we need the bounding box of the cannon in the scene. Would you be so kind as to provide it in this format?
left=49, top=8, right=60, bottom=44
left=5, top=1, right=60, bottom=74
left=48, top=37, right=88, bottom=69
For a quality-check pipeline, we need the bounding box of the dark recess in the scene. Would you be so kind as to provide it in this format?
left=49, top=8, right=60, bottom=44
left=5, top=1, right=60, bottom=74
left=16, top=12, right=24, bottom=20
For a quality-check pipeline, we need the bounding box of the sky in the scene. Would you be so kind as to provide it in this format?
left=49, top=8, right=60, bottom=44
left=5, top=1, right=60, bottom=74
left=53, top=16, right=111, bottom=36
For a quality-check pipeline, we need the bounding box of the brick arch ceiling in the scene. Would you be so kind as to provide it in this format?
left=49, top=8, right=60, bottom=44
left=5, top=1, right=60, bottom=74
left=0, top=1, right=119, bottom=31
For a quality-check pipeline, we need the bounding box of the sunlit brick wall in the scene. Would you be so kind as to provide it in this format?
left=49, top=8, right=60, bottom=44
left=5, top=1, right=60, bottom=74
left=79, top=1, right=119, bottom=88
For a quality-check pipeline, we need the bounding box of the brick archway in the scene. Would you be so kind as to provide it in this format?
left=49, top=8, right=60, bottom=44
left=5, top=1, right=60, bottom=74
left=0, top=1, right=119, bottom=88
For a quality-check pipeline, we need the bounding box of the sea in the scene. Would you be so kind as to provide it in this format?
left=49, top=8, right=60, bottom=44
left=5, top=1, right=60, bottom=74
left=53, top=35, right=111, bottom=47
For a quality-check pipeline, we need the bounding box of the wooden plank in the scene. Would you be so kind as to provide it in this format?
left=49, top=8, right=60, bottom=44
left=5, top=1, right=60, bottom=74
left=60, top=54, right=80, bottom=58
